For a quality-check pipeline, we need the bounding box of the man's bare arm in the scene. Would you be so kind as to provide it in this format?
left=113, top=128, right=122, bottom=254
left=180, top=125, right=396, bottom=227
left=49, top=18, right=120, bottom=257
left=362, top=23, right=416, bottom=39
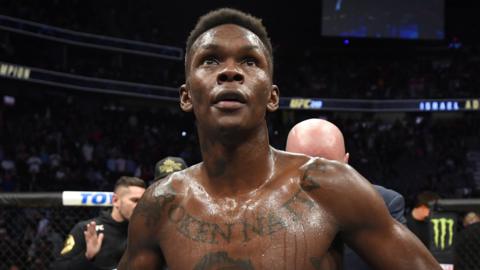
left=303, top=159, right=441, bottom=270
left=118, top=182, right=171, bottom=270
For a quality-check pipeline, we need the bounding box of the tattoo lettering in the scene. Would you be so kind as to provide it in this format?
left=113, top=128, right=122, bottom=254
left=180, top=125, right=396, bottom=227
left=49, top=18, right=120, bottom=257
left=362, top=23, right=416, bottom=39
left=168, top=203, right=287, bottom=244
left=151, top=181, right=319, bottom=245
left=211, top=223, right=234, bottom=244
left=282, top=190, right=316, bottom=221
left=241, top=213, right=286, bottom=242
left=194, top=251, right=254, bottom=270
left=164, top=187, right=322, bottom=244
left=242, top=217, right=264, bottom=242
left=168, top=204, right=233, bottom=244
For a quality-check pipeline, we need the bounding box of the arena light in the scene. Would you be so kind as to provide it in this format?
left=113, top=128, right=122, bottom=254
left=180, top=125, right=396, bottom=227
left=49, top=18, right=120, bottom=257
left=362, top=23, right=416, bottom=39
left=3, top=95, right=15, bottom=106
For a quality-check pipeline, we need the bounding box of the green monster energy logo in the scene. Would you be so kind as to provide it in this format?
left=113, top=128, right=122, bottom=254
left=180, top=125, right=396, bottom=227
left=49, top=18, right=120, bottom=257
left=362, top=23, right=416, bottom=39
left=430, top=218, right=454, bottom=250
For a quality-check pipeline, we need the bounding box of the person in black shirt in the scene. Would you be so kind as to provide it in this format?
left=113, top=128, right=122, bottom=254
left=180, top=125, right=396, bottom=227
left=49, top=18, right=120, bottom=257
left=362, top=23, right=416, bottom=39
left=52, top=176, right=146, bottom=270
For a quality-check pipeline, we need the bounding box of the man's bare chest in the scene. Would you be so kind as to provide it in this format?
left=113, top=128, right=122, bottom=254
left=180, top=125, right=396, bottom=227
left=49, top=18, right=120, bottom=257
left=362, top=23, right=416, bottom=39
left=154, top=186, right=339, bottom=269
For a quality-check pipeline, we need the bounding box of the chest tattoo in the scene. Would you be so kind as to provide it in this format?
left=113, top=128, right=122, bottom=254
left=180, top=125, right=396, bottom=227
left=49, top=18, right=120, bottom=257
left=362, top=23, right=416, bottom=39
left=163, top=188, right=318, bottom=244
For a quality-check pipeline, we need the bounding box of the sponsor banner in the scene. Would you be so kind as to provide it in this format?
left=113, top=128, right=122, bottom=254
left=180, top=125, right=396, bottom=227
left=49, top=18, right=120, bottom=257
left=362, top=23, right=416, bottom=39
left=288, top=98, right=324, bottom=109
left=419, top=100, right=460, bottom=111
left=280, top=97, right=480, bottom=112
left=62, top=191, right=113, bottom=207
left=464, top=99, right=480, bottom=110
left=429, top=212, right=457, bottom=264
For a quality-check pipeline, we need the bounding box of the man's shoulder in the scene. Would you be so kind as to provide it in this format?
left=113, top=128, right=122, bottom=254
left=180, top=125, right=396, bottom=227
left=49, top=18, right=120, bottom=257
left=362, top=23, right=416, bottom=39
left=298, top=156, right=354, bottom=189
left=274, top=150, right=353, bottom=188
left=296, top=157, right=385, bottom=217
left=275, top=150, right=334, bottom=172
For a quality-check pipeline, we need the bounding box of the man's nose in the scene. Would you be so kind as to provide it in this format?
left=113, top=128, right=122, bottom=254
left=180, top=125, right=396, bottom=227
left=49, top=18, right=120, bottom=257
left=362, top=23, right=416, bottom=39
left=217, top=63, right=244, bottom=84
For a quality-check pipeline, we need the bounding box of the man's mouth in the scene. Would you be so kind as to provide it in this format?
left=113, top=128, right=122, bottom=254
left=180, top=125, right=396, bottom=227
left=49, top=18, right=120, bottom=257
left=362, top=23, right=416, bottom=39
left=212, top=90, right=247, bottom=110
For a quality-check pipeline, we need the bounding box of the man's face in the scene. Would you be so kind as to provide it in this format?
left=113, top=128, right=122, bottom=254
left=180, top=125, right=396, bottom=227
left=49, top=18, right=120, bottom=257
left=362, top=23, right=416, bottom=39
left=114, top=186, right=145, bottom=221
left=180, top=24, right=279, bottom=133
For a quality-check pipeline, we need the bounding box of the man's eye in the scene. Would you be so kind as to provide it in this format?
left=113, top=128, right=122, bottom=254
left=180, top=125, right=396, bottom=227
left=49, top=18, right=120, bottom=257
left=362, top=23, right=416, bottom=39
left=243, top=58, right=257, bottom=66
left=202, top=58, right=219, bottom=65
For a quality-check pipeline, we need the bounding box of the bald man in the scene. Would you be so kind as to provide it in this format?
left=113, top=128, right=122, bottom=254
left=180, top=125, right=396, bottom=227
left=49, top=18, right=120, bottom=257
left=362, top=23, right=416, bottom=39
left=286, top=118, right=407, bottom=270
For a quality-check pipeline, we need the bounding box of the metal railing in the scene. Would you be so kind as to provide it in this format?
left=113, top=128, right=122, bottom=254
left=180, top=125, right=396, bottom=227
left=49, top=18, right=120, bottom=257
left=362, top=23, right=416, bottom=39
left=0, top=15, right=183, bottom=60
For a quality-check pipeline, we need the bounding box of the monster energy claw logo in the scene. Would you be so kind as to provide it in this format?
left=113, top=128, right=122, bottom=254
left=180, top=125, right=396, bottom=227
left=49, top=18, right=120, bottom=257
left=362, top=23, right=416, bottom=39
left=430, top=218, right=454, bottom=250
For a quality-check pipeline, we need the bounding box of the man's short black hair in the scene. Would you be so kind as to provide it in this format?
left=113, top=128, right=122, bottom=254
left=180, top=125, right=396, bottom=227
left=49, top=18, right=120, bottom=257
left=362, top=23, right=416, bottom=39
left=114, top=176, right=146, bottom=192
left=185, top=8, right=273, bottom=75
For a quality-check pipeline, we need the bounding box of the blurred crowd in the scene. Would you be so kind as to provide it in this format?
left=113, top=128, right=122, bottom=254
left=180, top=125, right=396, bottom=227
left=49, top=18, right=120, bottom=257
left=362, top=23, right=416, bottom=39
left=276, top=47, right=479, bottom=99
left=1, top=92, right=478, bottom=204
left=0, top=91, right=197, bottom=193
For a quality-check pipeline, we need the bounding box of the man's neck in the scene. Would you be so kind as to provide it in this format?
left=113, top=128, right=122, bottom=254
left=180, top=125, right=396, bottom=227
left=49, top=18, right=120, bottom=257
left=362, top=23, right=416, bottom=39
left=198, top=124, right=275, bottom=197
left=111, top=209, right=125, bottom=223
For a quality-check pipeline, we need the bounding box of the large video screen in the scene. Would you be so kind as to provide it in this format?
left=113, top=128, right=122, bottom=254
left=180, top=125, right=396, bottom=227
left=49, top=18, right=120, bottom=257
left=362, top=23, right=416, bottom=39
left=322, top=0, right=444, bottom=40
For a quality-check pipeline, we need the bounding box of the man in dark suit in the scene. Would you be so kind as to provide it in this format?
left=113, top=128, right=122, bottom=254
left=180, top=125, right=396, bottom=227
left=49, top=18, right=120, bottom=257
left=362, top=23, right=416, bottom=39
left=286, top=118, right=406, bottom=270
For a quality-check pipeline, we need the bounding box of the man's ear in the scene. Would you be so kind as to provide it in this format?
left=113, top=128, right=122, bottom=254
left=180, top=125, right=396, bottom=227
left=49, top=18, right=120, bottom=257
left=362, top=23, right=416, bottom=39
left=266, top=85, right=280, bottom=112
left=179, top=84, right=193, bottom=112
left=112, top=193, right=120, bottom=208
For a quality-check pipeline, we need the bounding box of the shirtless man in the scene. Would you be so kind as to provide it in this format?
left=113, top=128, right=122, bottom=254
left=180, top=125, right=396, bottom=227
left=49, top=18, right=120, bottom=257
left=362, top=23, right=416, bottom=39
left=118, top=8, right=441, bottom=270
